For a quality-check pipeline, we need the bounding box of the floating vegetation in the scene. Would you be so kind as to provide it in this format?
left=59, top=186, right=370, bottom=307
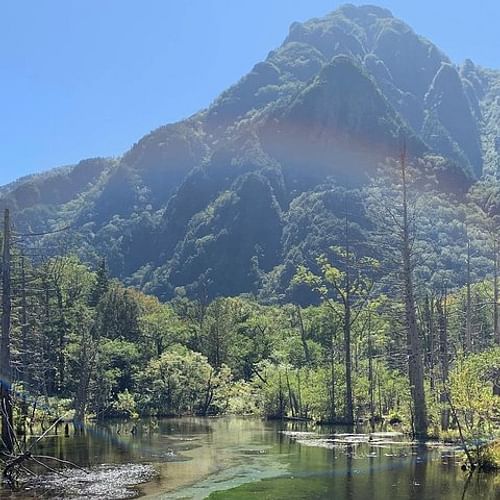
left=27, top=463, right=157, bottom=499
left=281, top=430, right=413, bottom=450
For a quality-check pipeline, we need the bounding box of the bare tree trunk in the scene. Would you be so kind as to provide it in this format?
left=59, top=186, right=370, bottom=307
left=343, top=215, right=354, bottom=425
left=424, top=296, right=436, bottom=391
left=73, top=329, right=98, bottom=426
left=74, top=349, right=92, bottom=426
left=19, top=255, right=30, bottom=432
left=494, top=240, right=499, bottom=345
left=42, top=280, right=52, bottom=398
left=400, top=149, right=427, bottom=437
left=493, top=239, right=500, bottom=345
left=277, top=372, right=285, bottom=418
left=465, top=235, right=473, bottom=353
left=368, top=312, right=375, bottom=420
left=296, top=307, right=310, bottom=366
left=202, top=369, right=214, bottom=416
left=330, top=329, right=336, bottom=420
left=296, top=370, right=303, bottom=417
left=1, top=209, right=14, bottom=452
left=56, top=289, right=66, bottom=391
left=437, top=291, right=450, bottom=430
left=377, top=373, right=383, bottom=416
left=344, top=303, right=353, bottom=424
left=285, top=368, right=295, bottom=418
left=20, top=255, right=29, bottom=384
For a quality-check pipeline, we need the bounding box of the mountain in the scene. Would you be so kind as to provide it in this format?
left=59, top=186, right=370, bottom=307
left=2, top=4, right=500, bottom=301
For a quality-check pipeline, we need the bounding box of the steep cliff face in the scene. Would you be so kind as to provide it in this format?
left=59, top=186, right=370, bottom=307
left=423, top=63, right=483, bottom=176
left=162, top=172, right=283, bottom=298
left=2, top=4, right=500, bottom=299
left=260, top=55, right=424, bottom=187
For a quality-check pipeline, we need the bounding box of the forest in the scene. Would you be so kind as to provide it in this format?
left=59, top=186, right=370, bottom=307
left=1, top=149, right=499, bottom=481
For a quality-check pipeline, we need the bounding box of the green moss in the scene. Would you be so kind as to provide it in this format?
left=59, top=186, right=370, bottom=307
left=208, top=477, right=336, bottom=500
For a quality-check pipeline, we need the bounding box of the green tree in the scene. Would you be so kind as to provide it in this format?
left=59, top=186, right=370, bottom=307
left=296, top=245, right=377, bottom=424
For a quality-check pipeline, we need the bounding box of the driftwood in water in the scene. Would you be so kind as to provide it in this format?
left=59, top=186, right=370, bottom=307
left=0, top=416, right=88, bottom=488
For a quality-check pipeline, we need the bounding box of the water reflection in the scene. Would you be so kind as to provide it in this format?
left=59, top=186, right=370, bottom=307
left=0, top=417, right=497, bottom=499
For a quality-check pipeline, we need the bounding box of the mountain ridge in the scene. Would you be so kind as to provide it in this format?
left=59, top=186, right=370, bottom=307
left=2, top=3, right=500, bottom=300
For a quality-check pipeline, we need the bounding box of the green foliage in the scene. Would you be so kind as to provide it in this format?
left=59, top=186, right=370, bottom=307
left=96, top=284, right=142, bottom=340
left=113, top=390, right=138, bottom=419
left=136, top=346, right=232, bottom=417
left=2, top=245, right=499, bottom=447
left=448, top=348, right=500, bottom=438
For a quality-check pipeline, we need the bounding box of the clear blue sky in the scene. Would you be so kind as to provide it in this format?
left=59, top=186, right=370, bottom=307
left=1, top=1, right=499, bottom=186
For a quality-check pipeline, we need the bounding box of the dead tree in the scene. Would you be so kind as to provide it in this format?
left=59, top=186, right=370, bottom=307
left=437, top=289, right=450, bottom=430
left=1, top=209, right=14, bottom=453
left=399, top=147, right=428, bottom=437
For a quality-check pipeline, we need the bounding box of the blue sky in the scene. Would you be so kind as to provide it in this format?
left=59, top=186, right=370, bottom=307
left=1, top=0, right=499, bottom=185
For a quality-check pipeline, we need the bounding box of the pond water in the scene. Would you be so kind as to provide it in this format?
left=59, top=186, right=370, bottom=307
left=1, top=417, right=498, bottom=499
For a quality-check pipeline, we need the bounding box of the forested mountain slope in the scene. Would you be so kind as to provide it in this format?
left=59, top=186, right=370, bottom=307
left=2, top=4, right=500, bottom=301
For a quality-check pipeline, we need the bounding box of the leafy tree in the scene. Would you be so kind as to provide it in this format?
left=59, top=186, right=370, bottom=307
left=136, top=346, right=232, bottom=416
left=296, top=245, right=377, bottom=424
